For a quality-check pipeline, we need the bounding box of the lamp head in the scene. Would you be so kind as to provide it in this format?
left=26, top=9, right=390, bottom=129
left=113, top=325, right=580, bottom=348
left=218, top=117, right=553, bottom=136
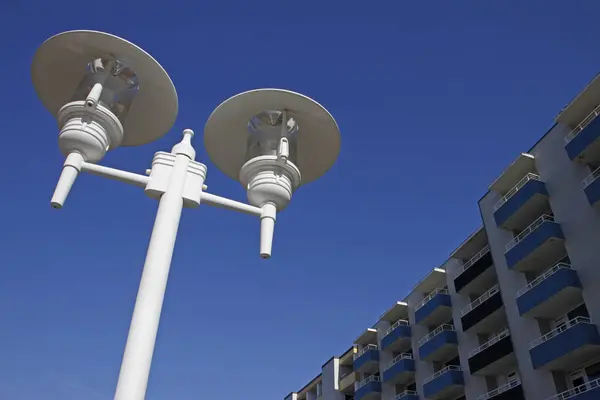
left=204, top=89, right=340, bottom=259
left=204, top=89, right=341, bottom=189
left=31, top=30, right=178, bottom=161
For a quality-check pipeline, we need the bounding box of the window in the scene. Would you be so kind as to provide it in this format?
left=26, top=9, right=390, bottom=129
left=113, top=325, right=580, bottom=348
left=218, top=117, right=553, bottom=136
left=316, top=382, right=322, bottom=398
left=569, top=370, right=587, bottom=394
left=507, top=371, right=519, bottom=383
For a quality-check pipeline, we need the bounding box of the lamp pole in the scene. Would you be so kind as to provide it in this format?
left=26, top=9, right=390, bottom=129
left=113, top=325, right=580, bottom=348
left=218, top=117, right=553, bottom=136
left=113, top=129, right=196, bottom=400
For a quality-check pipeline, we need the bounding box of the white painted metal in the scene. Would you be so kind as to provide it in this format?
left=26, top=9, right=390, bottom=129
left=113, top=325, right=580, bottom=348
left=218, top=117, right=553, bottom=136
left=35, top=30, right=341, bottom=400
left=204, top=88, right=340, bottom=185
left=114, top=130, right=198, bottom=400
left=31, top=30, right=178, bottom=146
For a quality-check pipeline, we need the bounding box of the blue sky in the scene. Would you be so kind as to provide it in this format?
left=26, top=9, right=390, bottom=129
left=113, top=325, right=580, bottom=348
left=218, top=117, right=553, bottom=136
left=1, top=1, right=600, bottom=399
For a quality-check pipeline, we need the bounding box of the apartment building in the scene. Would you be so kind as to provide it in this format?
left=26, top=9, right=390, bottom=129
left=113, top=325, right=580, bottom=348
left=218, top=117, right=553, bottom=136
left=284, top=73, right=600, bottom=400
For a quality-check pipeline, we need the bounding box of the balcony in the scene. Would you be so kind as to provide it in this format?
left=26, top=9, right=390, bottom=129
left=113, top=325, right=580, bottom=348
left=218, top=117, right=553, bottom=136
left=546, top=378, right=600, bottom=400
left=505, top=214, right=565, bottom=273
left=460, top=285, right=505, bottom=333
left=477, top=379, right=524, bottom=400
left=529, top=317, right=600, bottom=370
left=468, top=329, right=515, bottom=375
left=355, top=376, right=381, bottom=400
left=354, top=344, right=380, bottom=374
left=381, top=320, right=411, bottom=352
left=565, top=104, right=600, bottom=162
left=395, top=390, right=419, bottom=400
left=454, top=245, right=495, bottom=294
left=339, top=372, right=358, bottom=394
left=382, top=353, right=415, bottom=385
left=583, top=167, right=600, bottom=206
left=415, top=288, right=452, bottom=327
left=423, top=366, right=464, bottom=400
left=516, top=262, right=583, bottom=318
left=418, top=324, right=458, bottom=362
left=493, top=173, right=549, bottom=230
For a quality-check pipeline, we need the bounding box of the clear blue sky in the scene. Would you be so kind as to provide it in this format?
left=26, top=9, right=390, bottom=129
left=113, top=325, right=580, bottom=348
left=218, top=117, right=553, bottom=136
left=1, top=1, right=600, bottom=399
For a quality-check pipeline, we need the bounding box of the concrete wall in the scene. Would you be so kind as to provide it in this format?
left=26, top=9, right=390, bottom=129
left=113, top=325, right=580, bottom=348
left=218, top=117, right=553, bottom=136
left=322, top=358, right=345, bottom=400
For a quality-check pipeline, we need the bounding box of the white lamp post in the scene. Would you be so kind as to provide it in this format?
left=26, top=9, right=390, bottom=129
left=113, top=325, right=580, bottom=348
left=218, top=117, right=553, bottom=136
left=32, top=30, right=340, bottom=400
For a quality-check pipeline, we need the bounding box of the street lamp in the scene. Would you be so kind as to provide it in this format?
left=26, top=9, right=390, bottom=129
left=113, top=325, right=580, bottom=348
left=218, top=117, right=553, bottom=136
left=32, top=30, right=340, bottom=400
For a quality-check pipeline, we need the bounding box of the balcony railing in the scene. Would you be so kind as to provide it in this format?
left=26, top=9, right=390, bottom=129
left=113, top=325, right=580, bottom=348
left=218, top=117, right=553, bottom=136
left=415, top=288, right=449, bottom=311
left=477, top=379, right=521, bottom=400
left=356, top=375, right=380, bottom=390
left=494, top=173, right=542, bottom=211
left=546, top=377, right=600, bottom=400
left=385, top=319, right=410, bottom=336
left=583, top=166, right=600, bottom=189
left=529, top=317, right=592, bottom=349
left=454, top=245, right=491, bottom=278
left=354, top=344, right=378, bottom=359
left=395, top=390, right=418, bottom=400
left=505, top=214, right=555, bottom=252
left=387, top=353, right=413, bottom=368
left=516, top=262, right=572, bottom=297
left=565, top=103, right=600, bottom=144
left=423, top=365, right=462, bottom=384
left=461, top=285, right=500, bottom=316
left=469, top=328, right=510, bottom=357
left=418, top=324, right=455, bottom=346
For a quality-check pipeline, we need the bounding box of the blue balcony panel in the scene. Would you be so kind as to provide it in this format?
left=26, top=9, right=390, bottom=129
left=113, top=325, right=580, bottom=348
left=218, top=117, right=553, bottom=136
left=494, top=178, right=548, bottom=231
left=355, top=380, right=381, bottom=400
left=505, top=220, right=565, bottom=273
left=395, top=391, right=419, bottom=400
left=415, top=292, right=452, bottom=327
left=552, top=379, right=600, bottom=400
left=530, top=320, right=600, bottom=370
left=566, top=112, right=600, bottom=161
left=382, top=357, right=415, bottom=385
left=423, top=368, right=464, bottom=400
left=419, top=330, right=458, bottom=362
left=381, top=324, right=411, bottom=352
left=354, top=348, right=379, bottom=374
left=584, top=174, right=600, bottom=207
left=517, top=265, right=583, bottom=319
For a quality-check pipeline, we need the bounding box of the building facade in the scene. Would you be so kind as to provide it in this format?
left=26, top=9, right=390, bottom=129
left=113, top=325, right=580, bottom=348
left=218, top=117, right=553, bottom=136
left=284, top=73, right=600, bottom=400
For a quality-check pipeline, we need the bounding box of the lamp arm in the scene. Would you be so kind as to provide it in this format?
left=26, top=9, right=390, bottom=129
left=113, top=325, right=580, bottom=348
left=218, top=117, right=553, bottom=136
left=81, top=161, right=150, bottom=188
left=200, top=192, right=262, bottom=217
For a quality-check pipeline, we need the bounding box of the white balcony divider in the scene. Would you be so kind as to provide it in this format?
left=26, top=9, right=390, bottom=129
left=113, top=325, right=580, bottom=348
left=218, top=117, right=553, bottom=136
left=395, top=390, right=418, bottom=399
left=469, top=328, right=510, bottom=357
left=477, top=379, right=521, bottom=400
left=461, top=284, right=500, bottom=316
left=386, top=353, right=413, bottom=369
left=354, top=344, right=378, bottom=360
left=565, top=103, right=600, bottom=144
left=529, top=317, right=593, bottom=349
left=494, top=173, right=542, bottom=211
left=546, top=377, right=600, bottom=400
left=418, top=324, right=455, bottom=346
left=516, top=262, right=572, bottom=297
left=415, top=288, right=449, bottom=311
left=356, top=375, right=380, bottom=390
left=505, top=214, right=555, bottom=252
left=454, top=245, right=491, bottom=279
left=423, top=365, right=462, bottom=385
left=385, top=319, right=410, bottom=336
left=583, top=166, right=600, bottom=189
